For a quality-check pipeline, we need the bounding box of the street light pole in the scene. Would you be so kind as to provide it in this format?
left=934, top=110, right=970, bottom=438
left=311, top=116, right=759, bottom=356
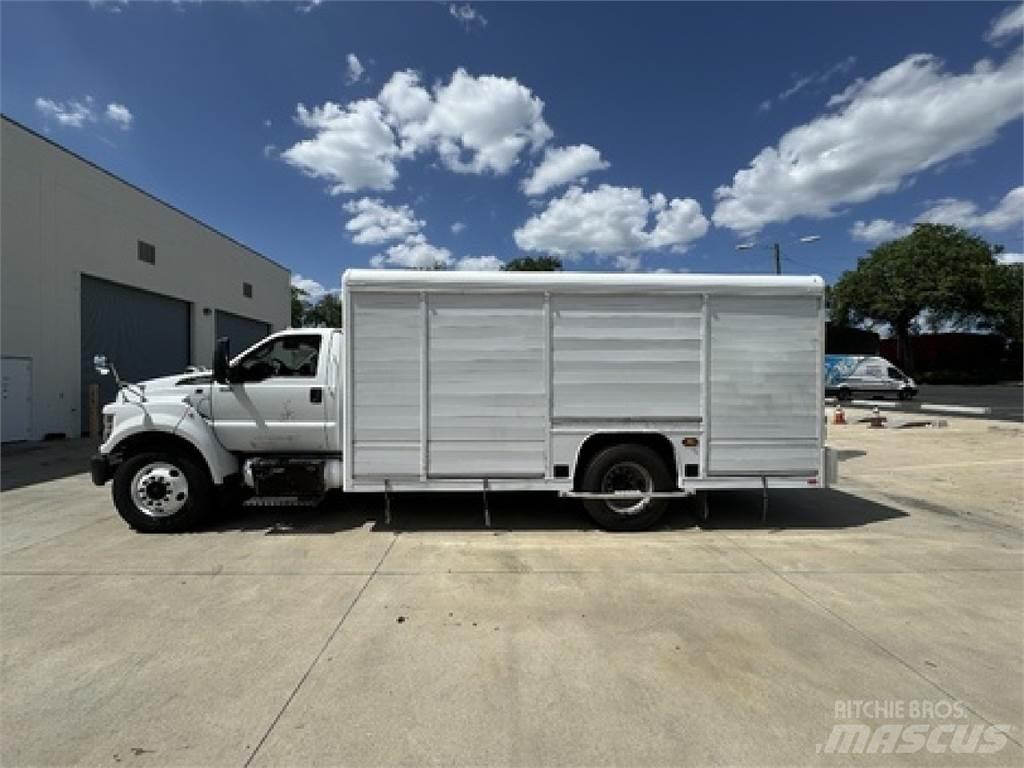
left=736, top=236, right=820, bottom=274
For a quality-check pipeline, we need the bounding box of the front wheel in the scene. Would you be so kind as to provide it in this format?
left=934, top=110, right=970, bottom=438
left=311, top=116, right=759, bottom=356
left=112, top=451, right=213, bottom=533
left=580, top=444, right=673, bottom=531
left=837, top=387, right=853, bottom=402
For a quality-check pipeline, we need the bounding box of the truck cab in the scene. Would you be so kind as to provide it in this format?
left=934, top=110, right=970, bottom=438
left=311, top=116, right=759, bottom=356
left=91, top=328, right=343, bottom=532
left=210, top=328, right=342, bottom=453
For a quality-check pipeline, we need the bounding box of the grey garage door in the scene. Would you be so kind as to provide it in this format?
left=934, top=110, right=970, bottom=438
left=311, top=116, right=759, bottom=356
left=81, top=275, right=190, bottom=434
left=215, top=310, right=270, bottom=357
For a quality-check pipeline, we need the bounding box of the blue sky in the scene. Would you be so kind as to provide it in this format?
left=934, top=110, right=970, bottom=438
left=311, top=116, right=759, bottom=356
left=3, top=1, right=1022, bottom=296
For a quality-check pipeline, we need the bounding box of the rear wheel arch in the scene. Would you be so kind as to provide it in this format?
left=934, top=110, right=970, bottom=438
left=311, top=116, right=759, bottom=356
left=572, top=432, right=679, bottom=491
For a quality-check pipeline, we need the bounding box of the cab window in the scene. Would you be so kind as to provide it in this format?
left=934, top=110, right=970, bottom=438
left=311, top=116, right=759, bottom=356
left=887, top=366, right=904, bottom=381
left=233, top=335, right=321, bottom=382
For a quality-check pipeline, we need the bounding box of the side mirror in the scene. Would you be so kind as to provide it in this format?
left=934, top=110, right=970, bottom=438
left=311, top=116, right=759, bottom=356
left=93, top=354, right=110, bottom=376
left=213, top=337, right=231, bottom=384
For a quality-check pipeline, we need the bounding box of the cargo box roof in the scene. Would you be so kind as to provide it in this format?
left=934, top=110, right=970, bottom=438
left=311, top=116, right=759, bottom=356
left=343, top=270, right=825, bottom=295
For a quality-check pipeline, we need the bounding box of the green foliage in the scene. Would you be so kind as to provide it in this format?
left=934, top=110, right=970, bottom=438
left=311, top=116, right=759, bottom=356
left=305, top=293, right=343, bottom=328
left=830, top=224, right=1020, bottom=370
left=501, top=256, right=563, bottom=271
left=978, top=262, right=1023, bottom=342
left=291, top=286, right=343, bottom=328
left=290, top=285, right=308, bottom=327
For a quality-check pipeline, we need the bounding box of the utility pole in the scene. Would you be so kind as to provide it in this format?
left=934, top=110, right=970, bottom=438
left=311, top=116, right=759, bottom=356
left=736, top=236, right=818, bottom=274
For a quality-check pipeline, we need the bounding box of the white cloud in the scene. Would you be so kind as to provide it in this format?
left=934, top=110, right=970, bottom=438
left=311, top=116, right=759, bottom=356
left=987, top=4, right=1024, bottom=44
left=614, top=254, right=643, bottom=272
left=262, top=143, right=278, bottom=158
left=372, top=234, right=452, bottom=269
left=454, top=255, right=503, bottom=271
left=996, top=252, right=1024, bottom=265
left=35, top=96, right=94, bottom=128
left=759, top=56, right=856, bottom=111
left=281, top=99, right=400, bottom=193
left=284, top=68, right=553, bottom=193
left=104, top=102, right=133, bottom=130
left=377, top=70, right=433, bottom=127
left=849, top=219, right=913, bottom=243
left=296, top=0, right=321, bottom=14
left=88, top=0, right=127, bottom=13
left=384, top=68, right=552, bottom=175
left=713, top=49, right=1024, bottom=233
left=850, top=186, right=1024, bottom=243
left=291, top=273, right=333, bottom=299
left=514, top=184, right=709, bottom=257
left=521, top=144, right=610, bottom=196
left=263, top=118, right=272, bottom=128
left=450, top=221, right=466, bottom=234
left=917, top=186, right=1024, bottom=231
left=449, top=3, right=487, bottom=29
left=345, top=53, right=365, bottom=85
left=343, top=197, right=424, bottom=244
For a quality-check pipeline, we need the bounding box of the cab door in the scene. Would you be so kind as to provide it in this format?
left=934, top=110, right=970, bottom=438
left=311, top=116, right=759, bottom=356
left=211, top=332, right=327, bottom=453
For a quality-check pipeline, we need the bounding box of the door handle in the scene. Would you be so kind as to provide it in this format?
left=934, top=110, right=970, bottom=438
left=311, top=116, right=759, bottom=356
left=310, top=387, right=323, bottom=404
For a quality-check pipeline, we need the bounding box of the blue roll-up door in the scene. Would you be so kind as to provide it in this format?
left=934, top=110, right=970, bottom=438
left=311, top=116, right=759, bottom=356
left=80, top=275, right=190, bottom=434
left=215, top=310, right=270, bottom=357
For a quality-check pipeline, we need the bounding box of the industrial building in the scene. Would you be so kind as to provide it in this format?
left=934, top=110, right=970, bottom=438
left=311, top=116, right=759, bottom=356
left=1, top=116, right=290, bottom=442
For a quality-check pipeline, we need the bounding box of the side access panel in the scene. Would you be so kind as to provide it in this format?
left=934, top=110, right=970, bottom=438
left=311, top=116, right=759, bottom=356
left=551, top=294, right=702, bottom=420
left=707, top=295, right=820, bottom=475
left=349, top=292, right=421, bottom=479
left=427, top=294, right=546, bottom=477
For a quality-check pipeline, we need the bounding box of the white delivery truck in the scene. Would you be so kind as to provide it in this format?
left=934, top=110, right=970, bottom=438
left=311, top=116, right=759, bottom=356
left=91, top=270, right=834, bottom=532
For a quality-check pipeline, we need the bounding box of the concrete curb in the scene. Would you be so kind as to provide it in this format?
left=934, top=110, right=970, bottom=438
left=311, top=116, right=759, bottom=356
left=919, top=404, right=992, bottom=416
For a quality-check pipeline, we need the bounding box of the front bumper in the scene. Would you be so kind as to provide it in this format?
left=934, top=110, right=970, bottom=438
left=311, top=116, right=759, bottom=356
left=90, top=454, right=112, bottom=486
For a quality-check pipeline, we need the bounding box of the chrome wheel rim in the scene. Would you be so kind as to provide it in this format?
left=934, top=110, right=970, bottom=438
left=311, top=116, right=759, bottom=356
left=601, top=461, right=653, bottom=516
left=131, top=462, right=189, bottom=518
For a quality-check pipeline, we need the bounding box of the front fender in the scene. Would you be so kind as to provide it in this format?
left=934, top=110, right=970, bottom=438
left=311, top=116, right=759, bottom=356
left=101, top=405, right=239, bottom=485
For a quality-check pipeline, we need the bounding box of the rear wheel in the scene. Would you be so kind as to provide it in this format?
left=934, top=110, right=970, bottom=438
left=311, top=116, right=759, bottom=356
left=580, top=443, right=673, bottom=531
left=112, top=451, right=213, bottom=533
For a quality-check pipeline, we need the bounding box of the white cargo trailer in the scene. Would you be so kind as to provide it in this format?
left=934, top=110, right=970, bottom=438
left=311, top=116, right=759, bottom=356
left=91, top=270, right=833, bottom=532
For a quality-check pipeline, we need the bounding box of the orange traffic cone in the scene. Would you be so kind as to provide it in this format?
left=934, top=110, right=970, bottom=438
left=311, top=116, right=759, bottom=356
left=833, top=405, right=846, bottom=425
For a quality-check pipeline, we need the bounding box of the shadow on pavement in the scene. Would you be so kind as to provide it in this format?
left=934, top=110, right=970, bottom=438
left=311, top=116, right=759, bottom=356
left=0, top=439, right=96, bottom=492
left=696, top=488, right=906, bottom=530
left=207, top=487, right=906, bottom=535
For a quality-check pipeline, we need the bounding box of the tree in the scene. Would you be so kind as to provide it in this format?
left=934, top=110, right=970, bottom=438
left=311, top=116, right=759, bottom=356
left=306, top=293, right=343, bottom=328
left=290, top=285, right=308, bottom=327
left=831, top=224, right=1005, bottom=372
left=501, top=256, right=563, bottom=272
left=978, top=262, right=1023, bottom=343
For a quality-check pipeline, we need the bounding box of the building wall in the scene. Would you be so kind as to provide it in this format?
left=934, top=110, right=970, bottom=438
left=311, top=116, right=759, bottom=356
left=0, top=118, right=290, bottom=439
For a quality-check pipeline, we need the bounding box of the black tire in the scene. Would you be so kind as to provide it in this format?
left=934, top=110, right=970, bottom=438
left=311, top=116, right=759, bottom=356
left=837, top=387, right=853, bottom=402
left=580, top=443, right=673, bottom=531
left=112, top=451, right=213, bottom=533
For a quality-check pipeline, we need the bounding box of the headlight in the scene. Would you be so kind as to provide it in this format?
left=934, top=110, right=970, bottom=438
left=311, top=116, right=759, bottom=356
left=102, top=413, right=114, bottom=443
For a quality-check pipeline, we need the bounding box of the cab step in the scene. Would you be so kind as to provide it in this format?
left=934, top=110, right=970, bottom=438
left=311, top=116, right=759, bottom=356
left=242, top=496, right=322, bottom=508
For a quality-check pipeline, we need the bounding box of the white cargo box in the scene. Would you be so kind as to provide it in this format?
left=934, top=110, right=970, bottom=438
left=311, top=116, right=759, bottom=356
left=342, top=270, right=826, bottom=493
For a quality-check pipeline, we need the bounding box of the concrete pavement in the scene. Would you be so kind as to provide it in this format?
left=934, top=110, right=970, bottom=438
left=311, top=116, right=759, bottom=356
left=0, top=426, right=1021, bottom=767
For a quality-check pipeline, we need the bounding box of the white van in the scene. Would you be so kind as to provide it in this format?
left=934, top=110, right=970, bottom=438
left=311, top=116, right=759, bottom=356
left=824, top=354, right=918, bottom=401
